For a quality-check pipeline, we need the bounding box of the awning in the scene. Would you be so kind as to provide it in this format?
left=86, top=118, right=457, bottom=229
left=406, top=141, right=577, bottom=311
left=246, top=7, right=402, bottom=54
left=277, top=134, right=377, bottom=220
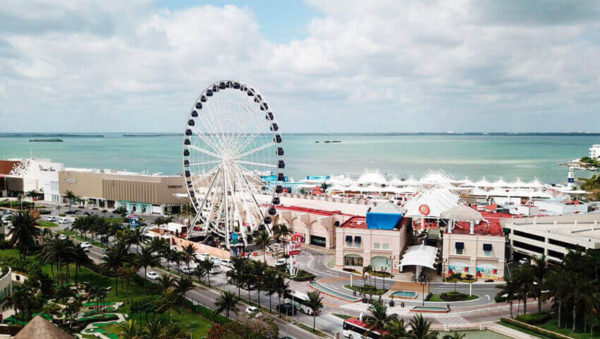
left=455, top=242, right=464, bottom=250
left=483, top=244, right=492, bottom=251
left=399, top=244, right=438, bottom=270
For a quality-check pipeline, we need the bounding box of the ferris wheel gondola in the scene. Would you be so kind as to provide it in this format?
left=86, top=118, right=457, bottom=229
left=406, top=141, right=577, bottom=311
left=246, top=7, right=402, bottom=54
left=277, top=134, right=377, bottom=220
left=182, top=81, right=284, bottom=248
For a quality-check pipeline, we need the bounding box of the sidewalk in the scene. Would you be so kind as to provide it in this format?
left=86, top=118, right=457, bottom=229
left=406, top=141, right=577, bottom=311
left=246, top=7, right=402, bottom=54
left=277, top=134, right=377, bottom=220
left=487, top=322, right=540, bottom=339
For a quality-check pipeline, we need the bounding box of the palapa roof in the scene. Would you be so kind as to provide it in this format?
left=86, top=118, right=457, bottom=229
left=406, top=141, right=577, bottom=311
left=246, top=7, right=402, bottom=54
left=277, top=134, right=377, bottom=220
left=441, top=205, right=484, bottom=222
left=357, top=170, right=387, bottom=185
left=15, top=316, right=73, bottom=339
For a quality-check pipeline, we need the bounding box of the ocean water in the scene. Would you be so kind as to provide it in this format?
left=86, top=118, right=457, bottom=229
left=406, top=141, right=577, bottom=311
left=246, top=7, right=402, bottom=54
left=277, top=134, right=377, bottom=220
left=0, top=133, right=598, bottom=184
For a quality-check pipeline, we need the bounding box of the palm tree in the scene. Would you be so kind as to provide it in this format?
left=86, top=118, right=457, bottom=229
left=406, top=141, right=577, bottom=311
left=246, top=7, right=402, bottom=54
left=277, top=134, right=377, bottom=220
left=135, top=245, right=160, bottom=280
left=515, top=264, right=535, bottom=315
left=197, top=258, right=215, bottom=287
left=409, top=314, right=438, bottom=339
left=250, top=260, right=267, bottom=307
left=101, top=245, right=126, bottom=296
left=65, top=190, right=76, bottom=211
left=174, top=276, right=194, bottom=307
left=26, top=190, right=39, bottom=209
left=181, top=244, right=196, bottom=274
left=226, top=256, right=248, bottom=298
left=255, top=229, right=273, bottom=262
left=157, top=273, right=176, bottom=292
left=8, top=211, right=39, bottom=258
left=442, top=332, right=466, bottom=339
left=143, top=318, right=166, bottom=339
left=306, top=291, right=323, bottom=332
left=215, top=291, right=240, bottom=318
left=274, top=273, right=290, bottom=318
left=531, top=255, right=549, bottom=313
left=546, top=268, right=569, bottom=328
left=363, top=299, right=398, bottom=335
left=154, top=216, right=173, bottom=232
left=383, top=318, right=409, bottom=339
left=496, top=274, right=520, bottom=319
left=272, top=224, right=291, bottom=253
left=156, top=287, right=180, bottom=320
left=264, top=268, right=278, bottom=312
left=119, top=320, right=142, bottom=339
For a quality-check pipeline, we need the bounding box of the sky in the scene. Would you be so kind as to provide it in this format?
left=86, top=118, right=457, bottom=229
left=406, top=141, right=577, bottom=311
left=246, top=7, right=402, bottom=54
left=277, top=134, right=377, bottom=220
left=1, top=0, right=600, bottom=133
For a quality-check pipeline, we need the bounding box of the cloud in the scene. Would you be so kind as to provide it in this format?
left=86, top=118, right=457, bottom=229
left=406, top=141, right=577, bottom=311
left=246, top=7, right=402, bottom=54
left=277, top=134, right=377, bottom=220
left=0, top=0, right=599, bottom=133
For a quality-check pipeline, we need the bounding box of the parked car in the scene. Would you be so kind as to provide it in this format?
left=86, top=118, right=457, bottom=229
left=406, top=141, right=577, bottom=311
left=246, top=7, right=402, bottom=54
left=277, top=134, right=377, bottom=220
left=146, top=271, right=159, bottom=280
left=275, top=258, right=288, bottom=266
left=58, top=234, right=68, bottom=240
left=46, top=216, right=57, bottom=222
left=58, top=218, right=69, bottom=224
left=194, top=253, right=210, bottom=261
left=180, top=266, right=194, bottom=274
left=80, top=241, right=92, bottom=249
left=245, top=306, right=262, bottom=317
left=220, top=259, right=233, bottom=269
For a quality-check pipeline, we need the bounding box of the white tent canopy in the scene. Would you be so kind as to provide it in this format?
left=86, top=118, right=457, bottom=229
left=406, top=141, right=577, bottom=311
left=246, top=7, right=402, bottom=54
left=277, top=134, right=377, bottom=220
left=419, top=170, right=455, bottom=186
left=388, top=177, right=405, bottom=187
left=441, top=205, right=484, bottom=222
left=357, top=170, right=387, bottom=185
left=474, top=177, right=493, bottom=187
left=404, top=187, right=461, bottom=218
left=403, top=176, right=421, bottom=186
left=399, top=244, right=439, bottom=270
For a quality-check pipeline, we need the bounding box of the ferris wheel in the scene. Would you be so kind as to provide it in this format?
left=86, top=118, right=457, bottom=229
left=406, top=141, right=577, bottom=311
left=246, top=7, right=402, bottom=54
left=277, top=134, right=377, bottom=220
left=182, top=81, right=285, bottom=248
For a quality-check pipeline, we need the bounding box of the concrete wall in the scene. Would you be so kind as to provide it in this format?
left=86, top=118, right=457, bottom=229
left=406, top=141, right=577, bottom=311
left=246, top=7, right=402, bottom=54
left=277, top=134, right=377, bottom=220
left=273, top=210, right=345, bottom=249
left=280, top=195, right=374, bottom=215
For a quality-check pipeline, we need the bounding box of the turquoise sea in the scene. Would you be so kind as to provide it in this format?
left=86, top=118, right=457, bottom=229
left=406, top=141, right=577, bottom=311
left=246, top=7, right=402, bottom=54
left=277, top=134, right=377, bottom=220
left=0, top=133, right=598, bottom=184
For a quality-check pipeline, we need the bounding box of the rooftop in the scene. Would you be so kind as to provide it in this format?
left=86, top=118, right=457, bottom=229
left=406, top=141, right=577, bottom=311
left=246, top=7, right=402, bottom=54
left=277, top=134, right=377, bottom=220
left=277, top=205, right=343, bottom=217
left=340, top=216, right=369, bottom=229
left=449, top=211, right=513, bottom=237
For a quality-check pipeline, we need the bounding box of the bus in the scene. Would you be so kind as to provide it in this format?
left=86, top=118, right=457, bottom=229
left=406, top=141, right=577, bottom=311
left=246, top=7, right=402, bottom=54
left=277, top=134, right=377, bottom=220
left=284, top=291, right=321, bottom=316
left=342, top=318, right=381, bottom=339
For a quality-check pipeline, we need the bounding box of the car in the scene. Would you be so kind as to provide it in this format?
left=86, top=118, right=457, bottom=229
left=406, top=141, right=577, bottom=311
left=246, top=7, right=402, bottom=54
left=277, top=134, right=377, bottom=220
left=220, top=259, right=233, bottom=268
left=46, top=216, right=57, bottom=222
left=80, top=242, right=92, bottom=249
left=245, top=306, right=262, bottom=317
left=58, top=234, right=68, bottom=240
left=180, top=266, right=194, bottom=274
left=146, top=271, right=159, bottom=280
left=275, top=258, right=288, bottom=266
left=194, top=253, right=210, bottom=261
left=58, top=218, right=69, bottom=224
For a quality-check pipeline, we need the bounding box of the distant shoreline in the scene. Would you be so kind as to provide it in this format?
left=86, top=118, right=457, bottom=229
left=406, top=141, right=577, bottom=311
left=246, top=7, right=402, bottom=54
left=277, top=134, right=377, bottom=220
left=29, top=139, right=63, bottom=142
left=0, top=133, right=104, bottom=138
left=1, top=132, right=599, bottom=137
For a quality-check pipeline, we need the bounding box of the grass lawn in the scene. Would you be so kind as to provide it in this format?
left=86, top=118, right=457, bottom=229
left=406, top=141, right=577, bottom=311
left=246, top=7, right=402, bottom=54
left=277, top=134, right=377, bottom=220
left=427, top=294, right=478, bottom=302
left=37, top=220, right=58, bottom=228
left=538, top=319, right=600, bottom=339
left=0, top=248, right=22, bottom=258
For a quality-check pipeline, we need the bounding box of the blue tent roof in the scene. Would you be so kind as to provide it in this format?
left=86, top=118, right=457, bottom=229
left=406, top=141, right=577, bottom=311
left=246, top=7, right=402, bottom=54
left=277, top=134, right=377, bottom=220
left=366, top=211, right=402, bottom=230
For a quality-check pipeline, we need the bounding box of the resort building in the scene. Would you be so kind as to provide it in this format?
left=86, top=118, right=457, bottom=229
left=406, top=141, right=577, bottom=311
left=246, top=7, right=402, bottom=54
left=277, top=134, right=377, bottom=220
left=440, top=207, right=507, bottom=280
left=335, top=204, right=409, bottom=273
left=58, top=168, right=187, bottom=214
left=0, top=159, right=63, bottom=202
left=503, top=214, right=600, bottom=263
left=273, top=205, right=352, bottom=249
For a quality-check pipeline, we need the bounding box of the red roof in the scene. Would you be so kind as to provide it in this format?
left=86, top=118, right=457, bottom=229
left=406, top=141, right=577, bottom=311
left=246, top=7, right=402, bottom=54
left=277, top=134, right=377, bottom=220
left=340, top=216, right=368, bottom=229
left=450, top=211, right=513, bottom=236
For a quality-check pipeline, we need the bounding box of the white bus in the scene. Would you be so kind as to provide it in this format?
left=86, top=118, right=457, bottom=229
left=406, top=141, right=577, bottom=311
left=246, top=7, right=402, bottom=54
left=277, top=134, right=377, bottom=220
left=342, top=318, right=381, bottom=339
left=285, top=290, right=320, bottom=316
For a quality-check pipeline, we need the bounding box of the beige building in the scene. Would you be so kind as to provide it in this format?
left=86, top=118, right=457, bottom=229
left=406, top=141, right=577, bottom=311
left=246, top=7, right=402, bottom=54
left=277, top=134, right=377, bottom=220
left=273, top=205, right=351, bottom=248
left=335, top=216, right=409, bottom=273
left=441, top=214, right=506, bottom=280
left=59, top=169, right=187, bottom=214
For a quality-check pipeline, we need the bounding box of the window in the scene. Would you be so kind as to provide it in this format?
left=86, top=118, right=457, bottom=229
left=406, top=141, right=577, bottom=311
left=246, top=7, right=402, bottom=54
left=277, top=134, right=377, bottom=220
left=344, top=255, right=363, bottom=267
left=513, top=230, right=545, bottom=242
left=354, top=236, right=362, bottom=248
left=455, top=242, right=464, bottom=255
left=483, top=244, right=492, bottom=257
left=373, top=242, right=380, bottom=249
left=345, top=236, right=352, bottom=247
left=382, top=243, right=389, bottom=250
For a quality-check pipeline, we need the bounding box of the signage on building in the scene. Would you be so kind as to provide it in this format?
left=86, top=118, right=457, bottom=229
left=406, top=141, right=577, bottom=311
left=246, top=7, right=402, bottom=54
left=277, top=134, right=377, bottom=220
left=168, top=185, right=183, bottom=189
left=288, top=241, right=301, bottom=256
left=419, top=204, right=430, bottom=216
left=64, top=178, right=77, bottom=184
left=39, top=164, right=56, bottom=172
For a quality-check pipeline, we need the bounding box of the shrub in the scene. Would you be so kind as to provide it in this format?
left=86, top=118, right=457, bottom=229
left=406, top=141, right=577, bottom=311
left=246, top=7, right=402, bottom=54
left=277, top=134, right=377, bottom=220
left=425, top=293, right=432, bottom=301
left=494, top=292, right=507, bottom=303
left=290, top=269, right=315, bottom=282
left=516, top=312, right=551, bottom=325
left=440, top=291, right=470, bottom=301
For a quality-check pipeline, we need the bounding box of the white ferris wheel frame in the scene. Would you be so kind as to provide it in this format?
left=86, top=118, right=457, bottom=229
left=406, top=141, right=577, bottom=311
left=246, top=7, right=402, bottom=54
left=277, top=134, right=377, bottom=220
left=182, top=80, right=285, bottom=249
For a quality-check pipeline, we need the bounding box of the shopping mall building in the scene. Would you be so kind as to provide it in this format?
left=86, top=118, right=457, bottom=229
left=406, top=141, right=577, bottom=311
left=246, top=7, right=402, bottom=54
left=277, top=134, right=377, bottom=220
left=59, top=168, right=187, bottom=214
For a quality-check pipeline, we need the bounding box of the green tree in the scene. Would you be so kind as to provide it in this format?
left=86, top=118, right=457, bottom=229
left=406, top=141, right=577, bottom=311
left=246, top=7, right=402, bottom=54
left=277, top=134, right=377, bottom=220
left=531, top=255, right=549, bottom=313
left=255, top=229, right=273, bottom=263
left=101, top=244, right=127, bottom=296
left=306, top=291, right=323, bottom=333
left=8, top=211, right=39, bottom=258
left=135, top=245, right=160, bottom=280
left=226, top=256, right=248, bottom=299
left=174, top=276, right=194, bottom=307
left=197, top=258, right=215, bottom=287
left=409, top=314, right=438, bottom=339
left=157, top=273, right=176, bottom=293
left=215, top=291, right=240, bottom=318
left=496, top=274, right=520, bottom=319
left=181, top=244, right=196, bottom=275
left=363, top=299, right=398, bottom=335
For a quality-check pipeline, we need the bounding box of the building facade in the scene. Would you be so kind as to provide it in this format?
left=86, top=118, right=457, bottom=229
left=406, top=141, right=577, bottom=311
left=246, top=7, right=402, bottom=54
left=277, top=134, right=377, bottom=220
left=441, top=232, right=505, bottom=280
left=0, top=159, right=62, bottom=202
left=59, top=169, right=187, bottom=214
left=335, top=216, right=409, bottom=273
left=503, top=214, right=600, bottom=263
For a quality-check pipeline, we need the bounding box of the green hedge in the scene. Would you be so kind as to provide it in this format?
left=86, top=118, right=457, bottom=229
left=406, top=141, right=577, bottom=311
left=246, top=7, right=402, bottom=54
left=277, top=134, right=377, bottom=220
left=516, top=312, right=552, bottom=325
left=290, top=269, right=316, bottom=282
left=189, top=302, right=231, bottom=325
left=500, top=317, right=571, bottom=339
left=440, top=291, right=470, bottom=301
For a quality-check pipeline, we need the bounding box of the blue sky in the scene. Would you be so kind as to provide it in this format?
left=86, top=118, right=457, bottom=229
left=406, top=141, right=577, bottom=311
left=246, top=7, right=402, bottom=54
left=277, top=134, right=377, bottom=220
left=0, top=1, right=599, bottom=133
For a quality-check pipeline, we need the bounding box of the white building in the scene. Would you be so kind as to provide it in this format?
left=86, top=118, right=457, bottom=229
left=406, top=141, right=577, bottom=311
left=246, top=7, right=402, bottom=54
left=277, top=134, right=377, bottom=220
left=6, top=158, right=63, bottom=203
left=590, top=144, right=600, bottom=160
left=503, top=214, right=600, bottom=263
